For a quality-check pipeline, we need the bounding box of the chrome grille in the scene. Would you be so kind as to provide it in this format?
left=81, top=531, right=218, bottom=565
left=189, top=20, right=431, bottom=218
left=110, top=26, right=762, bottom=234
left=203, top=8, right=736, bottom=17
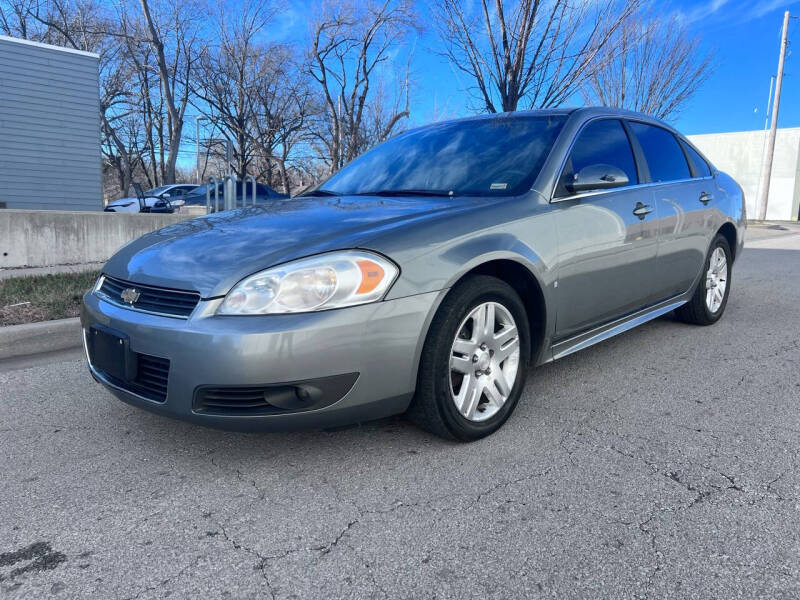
left=98, top=275, right=200, bottom=318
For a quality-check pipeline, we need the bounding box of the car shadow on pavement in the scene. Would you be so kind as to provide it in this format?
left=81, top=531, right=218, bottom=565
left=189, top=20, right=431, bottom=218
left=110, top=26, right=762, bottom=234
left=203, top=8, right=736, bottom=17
left=118, top=309, right=688, bottom=457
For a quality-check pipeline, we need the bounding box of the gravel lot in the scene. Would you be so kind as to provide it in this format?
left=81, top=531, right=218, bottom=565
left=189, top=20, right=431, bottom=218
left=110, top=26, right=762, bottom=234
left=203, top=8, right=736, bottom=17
left=1, top=224, right=799, bottom=599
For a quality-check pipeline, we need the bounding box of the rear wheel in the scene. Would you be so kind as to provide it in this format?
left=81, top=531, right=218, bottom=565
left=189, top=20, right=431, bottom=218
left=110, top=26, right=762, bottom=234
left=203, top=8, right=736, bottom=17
left=676, top=233, right=732, bottom=325
left=407, top=275, right=530, bottom=441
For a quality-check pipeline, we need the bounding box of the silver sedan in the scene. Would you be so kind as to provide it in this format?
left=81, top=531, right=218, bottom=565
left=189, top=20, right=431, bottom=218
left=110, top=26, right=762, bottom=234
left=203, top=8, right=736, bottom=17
left=82, top=107, right=745, bottom=440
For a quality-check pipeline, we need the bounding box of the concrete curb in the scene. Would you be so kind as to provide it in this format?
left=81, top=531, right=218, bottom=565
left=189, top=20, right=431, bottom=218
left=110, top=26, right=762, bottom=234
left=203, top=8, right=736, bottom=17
left=0, top=317, right=82, bottom=360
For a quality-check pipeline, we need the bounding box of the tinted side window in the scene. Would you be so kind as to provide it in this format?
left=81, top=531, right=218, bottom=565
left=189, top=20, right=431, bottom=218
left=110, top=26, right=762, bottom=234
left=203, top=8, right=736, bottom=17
left=629, top=122, right=691, bottom=182
left=558, top=119, right=638, bottom=196
left=680, top=141, right=712, bottom=177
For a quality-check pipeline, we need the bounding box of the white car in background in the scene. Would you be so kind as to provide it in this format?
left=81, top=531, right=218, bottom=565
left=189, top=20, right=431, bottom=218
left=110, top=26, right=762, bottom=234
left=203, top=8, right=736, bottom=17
left=104, top=184, right=199, bottom=213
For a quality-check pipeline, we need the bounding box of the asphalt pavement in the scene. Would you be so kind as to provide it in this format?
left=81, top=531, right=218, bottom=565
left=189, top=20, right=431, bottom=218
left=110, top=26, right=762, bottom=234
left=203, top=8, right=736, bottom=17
left=1, top=224, right=799, bottom=599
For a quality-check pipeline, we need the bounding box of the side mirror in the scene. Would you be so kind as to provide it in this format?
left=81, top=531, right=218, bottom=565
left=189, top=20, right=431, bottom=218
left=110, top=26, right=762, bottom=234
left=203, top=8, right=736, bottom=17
left=161, top=192, right=171, bottom=199
left=567, top=164, right=630, bottom=194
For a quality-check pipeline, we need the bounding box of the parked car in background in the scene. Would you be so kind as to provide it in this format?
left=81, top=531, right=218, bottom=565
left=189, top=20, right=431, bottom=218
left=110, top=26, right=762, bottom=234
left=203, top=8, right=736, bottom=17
left=182, top=182, right=288, bottom=211
left=83, top=107, right=745, bottom=441
left=104, top=184, right=199, bottom=213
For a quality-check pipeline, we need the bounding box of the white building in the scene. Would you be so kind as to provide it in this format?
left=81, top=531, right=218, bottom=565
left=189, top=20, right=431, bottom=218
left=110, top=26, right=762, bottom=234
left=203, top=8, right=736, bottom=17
left=688, top=128, right=800, bottom=222
left=0, top=35, right=102, bottom=211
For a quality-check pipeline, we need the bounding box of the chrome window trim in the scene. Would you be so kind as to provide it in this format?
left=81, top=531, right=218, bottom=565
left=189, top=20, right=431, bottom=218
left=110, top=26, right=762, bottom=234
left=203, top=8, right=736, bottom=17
left=549, top=114, right=715, bottom=203
left=548, top=116, right=635, bottom=202
left=551, top=176, right=715, bottom=204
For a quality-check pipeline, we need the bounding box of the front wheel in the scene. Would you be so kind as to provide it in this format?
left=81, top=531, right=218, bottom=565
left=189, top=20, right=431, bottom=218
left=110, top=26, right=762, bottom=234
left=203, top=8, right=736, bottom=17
left=676, top=233, right=732, bottom=325
left=407, top=275, right=531, bottom=441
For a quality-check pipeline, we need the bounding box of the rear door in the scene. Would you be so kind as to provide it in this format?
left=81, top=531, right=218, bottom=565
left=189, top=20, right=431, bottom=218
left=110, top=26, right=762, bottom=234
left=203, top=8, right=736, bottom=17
left=626, top=122, right=712, bottom=300
left=553, top=119, right=659, bottom=340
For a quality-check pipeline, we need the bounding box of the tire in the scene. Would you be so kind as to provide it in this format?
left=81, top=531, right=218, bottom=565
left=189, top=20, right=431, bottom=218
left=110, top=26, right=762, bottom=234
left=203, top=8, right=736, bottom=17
left=675, top=233, right=732, bottom=326
left=407, top=275, right=531, bottom=441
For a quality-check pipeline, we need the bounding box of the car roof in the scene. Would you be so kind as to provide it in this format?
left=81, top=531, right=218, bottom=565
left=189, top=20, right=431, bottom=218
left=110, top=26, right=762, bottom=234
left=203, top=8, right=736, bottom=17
left=400, top=106, right=676, bottom=136
left=566, top=106, right=674, bottom=129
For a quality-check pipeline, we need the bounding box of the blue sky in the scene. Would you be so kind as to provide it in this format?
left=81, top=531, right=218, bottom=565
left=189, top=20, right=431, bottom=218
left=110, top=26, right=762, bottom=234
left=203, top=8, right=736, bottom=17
left=273, top=0, right=800, bottom=136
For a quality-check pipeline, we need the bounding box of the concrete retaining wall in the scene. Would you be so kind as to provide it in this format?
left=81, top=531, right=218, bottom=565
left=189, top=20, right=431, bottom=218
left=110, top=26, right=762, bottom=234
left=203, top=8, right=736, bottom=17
left=688, top=128, right=800, bottom=221
left=0, top=209, right=195, bottom=269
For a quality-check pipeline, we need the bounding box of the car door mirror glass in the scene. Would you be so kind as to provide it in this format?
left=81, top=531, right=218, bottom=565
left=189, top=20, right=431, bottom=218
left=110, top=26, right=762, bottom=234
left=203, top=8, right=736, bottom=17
left=567, top=164, right=629, bottom=194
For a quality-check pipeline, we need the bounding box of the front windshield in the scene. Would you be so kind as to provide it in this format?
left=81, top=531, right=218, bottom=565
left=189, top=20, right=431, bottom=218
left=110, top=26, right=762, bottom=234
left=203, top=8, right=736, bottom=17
left=318, top=115, right=566, bottom=197
left=145, top=185, right=170, bottom=196
left=187, top=184, right=221, bottom=196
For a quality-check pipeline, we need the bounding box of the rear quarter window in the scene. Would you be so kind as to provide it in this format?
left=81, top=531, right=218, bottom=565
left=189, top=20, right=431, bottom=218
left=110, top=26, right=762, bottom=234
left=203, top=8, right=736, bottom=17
left=628, top=122, right=691, bottom=183
left=680, top=141, right=712, bottom=177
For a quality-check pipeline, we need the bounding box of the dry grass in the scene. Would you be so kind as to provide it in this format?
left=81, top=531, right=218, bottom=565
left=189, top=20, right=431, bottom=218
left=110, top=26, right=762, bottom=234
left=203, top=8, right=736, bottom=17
left=0, top=271, right=100, bottom=326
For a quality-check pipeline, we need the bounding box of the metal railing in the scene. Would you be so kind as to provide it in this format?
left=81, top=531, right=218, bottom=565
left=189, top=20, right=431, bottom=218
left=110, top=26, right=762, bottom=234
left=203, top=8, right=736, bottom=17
left=205, top=173, right=258, bottom=213
left=205, top=176, right=220, bottom=213
left=242, top=174, right=256, bottom=208
left=222, top=175, right=237, bottom=211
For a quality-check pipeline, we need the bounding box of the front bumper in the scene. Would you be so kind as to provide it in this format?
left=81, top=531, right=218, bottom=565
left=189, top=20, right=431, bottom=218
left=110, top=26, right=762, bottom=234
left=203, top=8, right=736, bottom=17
left=81, top=289, right=443, bottom=431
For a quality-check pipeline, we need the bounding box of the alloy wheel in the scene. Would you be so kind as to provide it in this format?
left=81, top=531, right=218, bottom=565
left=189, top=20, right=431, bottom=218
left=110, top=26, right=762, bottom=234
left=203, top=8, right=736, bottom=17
left=705, top=246, right=728, bottom=313
left=449, top=301, right=521, bottom=422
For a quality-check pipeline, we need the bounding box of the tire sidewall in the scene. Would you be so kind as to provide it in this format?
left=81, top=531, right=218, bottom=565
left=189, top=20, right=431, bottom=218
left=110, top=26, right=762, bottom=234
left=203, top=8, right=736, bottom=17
left=430, top=280, right=530, bottom=440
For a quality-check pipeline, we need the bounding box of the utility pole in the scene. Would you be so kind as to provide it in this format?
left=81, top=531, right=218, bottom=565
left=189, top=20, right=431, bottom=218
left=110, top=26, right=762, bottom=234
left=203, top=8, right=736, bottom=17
left=195, top=115, right=207, bottom=183
left=756, top=76, right=775, bottom=200
left=764, top=76, right=775, bottom=132
left=756, top=11, right=791, bottom=221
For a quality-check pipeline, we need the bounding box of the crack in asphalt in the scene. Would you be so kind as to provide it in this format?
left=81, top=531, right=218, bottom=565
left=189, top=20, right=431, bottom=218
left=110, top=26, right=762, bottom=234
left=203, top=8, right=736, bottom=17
left=209, top=454, right=267, bottom=502
left=637, top=515, right=664, bottom=600
left=177, top=465, right=561, bottom=599
left=212, top=518, right=277, bottom=600
left=121, top=555, right=206, bottom=600
left=473, top=466, right=554, bottom=505
left=342, top=540, right=390, bottom=599
left=561, top=427, right=781, bottom=598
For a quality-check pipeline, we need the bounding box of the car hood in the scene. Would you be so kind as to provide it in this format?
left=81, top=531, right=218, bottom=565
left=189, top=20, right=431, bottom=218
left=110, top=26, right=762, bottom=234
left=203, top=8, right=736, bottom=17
left=103, top=195, right=463, bottom=298
left=108, top=196, right=157, bottom=206
left=107, top=196, right=138, bottom=206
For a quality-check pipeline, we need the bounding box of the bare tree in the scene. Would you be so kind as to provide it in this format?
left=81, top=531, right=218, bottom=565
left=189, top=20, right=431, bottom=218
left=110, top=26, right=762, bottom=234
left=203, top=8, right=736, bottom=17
left=251, top=47, right=318, bottom=192
left=307, top=0, right=415, bottom=173
left=193, top=0, right=277, bottom=180
left=119, top=0, right=203, bottom=184
left=583, top=12, right=714, bottom=120
left=432, top=0, right=640, bottom=113
left=0, top=0, right=41, bottom=37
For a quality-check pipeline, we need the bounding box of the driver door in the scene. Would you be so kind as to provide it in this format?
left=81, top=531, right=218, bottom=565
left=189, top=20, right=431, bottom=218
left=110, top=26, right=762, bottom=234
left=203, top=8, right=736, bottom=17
left=552, top=119, right=659, bottom=340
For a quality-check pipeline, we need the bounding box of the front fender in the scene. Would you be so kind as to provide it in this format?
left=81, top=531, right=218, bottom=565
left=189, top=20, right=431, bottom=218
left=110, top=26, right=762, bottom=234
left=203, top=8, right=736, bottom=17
left=386, top=229, right=557, bottom=370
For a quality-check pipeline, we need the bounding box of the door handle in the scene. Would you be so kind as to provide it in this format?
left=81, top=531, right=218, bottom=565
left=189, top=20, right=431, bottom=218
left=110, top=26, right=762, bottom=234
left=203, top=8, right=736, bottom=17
left=632, top=202, right=653, bottom=220
left=699, top=192, right=714, bottom=204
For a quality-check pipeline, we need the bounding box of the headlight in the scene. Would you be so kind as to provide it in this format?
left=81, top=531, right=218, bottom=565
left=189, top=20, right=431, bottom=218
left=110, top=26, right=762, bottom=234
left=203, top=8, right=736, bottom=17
left=217, top=250, right=399, bottom=315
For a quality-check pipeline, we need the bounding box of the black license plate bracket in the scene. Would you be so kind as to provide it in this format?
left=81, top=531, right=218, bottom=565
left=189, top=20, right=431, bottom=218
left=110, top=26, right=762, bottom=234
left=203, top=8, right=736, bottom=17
left=88, top=325, right=137, bottom=382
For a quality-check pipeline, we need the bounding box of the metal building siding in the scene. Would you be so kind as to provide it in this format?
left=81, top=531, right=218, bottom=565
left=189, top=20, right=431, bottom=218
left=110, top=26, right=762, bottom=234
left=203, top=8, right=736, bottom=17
left=0, top=35, right=102, bottom=211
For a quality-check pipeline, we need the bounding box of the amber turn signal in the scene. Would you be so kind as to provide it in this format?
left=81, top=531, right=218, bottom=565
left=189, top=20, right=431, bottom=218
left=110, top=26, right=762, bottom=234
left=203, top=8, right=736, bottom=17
left=356, top=259, right=385, bottom=294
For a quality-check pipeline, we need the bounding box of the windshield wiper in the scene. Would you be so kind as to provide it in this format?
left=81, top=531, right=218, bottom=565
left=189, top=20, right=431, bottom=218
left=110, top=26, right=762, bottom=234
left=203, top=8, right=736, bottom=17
left=297, top=189, right=341, bottom=197
left=354, top=188, right=454, bottom=197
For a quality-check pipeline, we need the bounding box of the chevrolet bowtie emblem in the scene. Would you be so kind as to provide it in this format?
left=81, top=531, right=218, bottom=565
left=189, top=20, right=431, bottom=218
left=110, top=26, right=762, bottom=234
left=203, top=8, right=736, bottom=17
left=120, top=288, right=141, bottom=305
